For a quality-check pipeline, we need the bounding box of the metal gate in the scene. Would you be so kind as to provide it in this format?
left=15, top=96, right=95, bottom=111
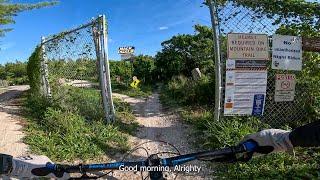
left=40, top=15, right=115, bottom=123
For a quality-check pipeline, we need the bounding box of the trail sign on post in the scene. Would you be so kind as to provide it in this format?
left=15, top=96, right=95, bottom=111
left=118, top=46, right=135, bottom=54
left=227, top=33, right=269, bottom=60
left=274, top=74, right=296, bottom=102
left=119, top=46, right=135, bottom=61
left=272, top=35, right=302, bottom=71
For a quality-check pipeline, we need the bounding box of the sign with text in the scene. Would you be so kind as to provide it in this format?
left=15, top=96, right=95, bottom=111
left=274, top=74, right=296, bottom=102
left=224, top=60, right=267, bottom=116
left=272, top=34, right=302, bottom=71
left=227, top=33, right=269, bottom=60
left=118, top=46, right=135, bottom=54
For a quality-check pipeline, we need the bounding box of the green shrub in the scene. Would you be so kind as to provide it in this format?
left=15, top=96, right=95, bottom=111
left=181, top=109, right=269, bottom=149
left=24, top=86, right=137, bottom=162
left=166, top=75, right=214, bottom=105
left=24, top=93, right=53, bottom=119
left=27, top=46, right=42, bottom=94
left=25, top=107, right=129, bottom=161
left=58, top=86, right=105, bottom=121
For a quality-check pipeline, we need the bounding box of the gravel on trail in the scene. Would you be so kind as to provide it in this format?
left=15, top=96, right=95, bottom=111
left=111, top=91, right=213, bottom=180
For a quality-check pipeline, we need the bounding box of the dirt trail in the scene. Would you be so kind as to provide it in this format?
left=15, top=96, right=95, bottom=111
left=112, top=91, right=212, bottom=180
left=0, top=85, right=29, bottom=157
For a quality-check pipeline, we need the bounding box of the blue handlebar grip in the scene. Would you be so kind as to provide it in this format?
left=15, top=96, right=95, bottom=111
left=243, top=141, right=258, bottom=152
left=46, top=162, right=56, bottom=170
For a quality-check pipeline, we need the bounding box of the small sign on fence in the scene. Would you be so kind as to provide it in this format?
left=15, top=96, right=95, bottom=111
left=227, top=33, right=269, bottom=60
left=224, top=60, right=267, bottom=116
left=274, top=74, right=296, bottom=102
left=272, top=34, right=302, bottom=71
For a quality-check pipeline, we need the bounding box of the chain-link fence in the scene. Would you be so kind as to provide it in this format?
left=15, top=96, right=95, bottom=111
left=40, top=15, right=115, bottom=122
left=216, top=1, right=314, bottom=127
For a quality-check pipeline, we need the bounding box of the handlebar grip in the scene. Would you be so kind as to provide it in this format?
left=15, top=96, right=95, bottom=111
left=31, top=162, right=65, bottom=178
left=242, top=140, right=258, bottom=152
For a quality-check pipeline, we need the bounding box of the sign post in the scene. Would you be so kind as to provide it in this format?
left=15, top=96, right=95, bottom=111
left=118, top=46, right=135, bottom=61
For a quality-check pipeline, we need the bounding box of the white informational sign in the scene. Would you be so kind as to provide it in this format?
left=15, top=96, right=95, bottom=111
left=118, top=46, right=135, bottom=54
left=224, top=60, right=268, bottom=116
left=227, top=33, right=269, bottom=60
left=272, top=34, right=302, bottom=71
left=274, top=74, right=296, bottom=102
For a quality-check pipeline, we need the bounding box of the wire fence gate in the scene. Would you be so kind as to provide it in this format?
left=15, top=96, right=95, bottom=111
left=40, top=15, right=115, bottom=123
left=213, top=1, right=315, bottom=127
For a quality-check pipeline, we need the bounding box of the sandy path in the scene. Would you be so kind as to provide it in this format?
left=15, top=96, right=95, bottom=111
left=0, top=85, right=29, bottom=157
left=111, top=91, right=212, bottom=180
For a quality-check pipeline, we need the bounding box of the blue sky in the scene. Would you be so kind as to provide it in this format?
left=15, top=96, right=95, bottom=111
left=0, top=0, right=211, bottom=64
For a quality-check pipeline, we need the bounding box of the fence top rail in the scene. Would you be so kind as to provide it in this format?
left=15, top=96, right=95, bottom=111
left=41, top=17, right=100, bottom=44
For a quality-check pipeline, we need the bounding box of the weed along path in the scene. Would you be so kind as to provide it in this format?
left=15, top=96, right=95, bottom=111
left=0, top=85, right=29, bottom=157
left=112, top=91, right=212, bottom=180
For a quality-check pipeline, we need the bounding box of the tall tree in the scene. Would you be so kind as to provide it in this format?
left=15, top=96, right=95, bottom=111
left=155, top=25, right=214, bottom=81
left=0, top=0, right=57, bottom=37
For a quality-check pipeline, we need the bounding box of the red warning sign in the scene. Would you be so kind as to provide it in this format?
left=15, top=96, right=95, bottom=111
left=275, top=74, right=296, bottom=102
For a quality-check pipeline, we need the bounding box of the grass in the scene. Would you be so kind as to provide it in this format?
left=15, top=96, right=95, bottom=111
left=23, top=86, right=138, bottom=162
left=160, top=79, right=320, bottom=179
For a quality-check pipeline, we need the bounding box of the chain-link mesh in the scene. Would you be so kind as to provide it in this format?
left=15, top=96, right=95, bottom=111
left=217, top=1, right=311, bottom=127
left=43, top=22, right=99, bottom=88
left=40, top=18, right=109, bottom=121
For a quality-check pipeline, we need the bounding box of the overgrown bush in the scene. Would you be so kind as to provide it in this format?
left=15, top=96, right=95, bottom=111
left=0, top=61, right=28, bottom=85
left=165, top=75, right=214, bottom=105
left=25, top=107, right=128, bottom=161
left=24, top=86, right=137, bottom=162
left=27, top=46, right=42, bottom=94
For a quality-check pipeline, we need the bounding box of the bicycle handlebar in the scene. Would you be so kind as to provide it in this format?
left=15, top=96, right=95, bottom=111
left=31, top=141, right=258, bottom=179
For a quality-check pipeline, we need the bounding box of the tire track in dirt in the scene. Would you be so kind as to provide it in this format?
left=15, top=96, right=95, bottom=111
left=111, top=91, right=212, bottom=180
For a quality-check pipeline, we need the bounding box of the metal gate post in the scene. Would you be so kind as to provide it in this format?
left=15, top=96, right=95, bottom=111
left=94, top=15, right=115, bottom=123
left=101, top=15, right=116, bottom=121
left=94, top=17, right=111, bottom=123
left=208, top=0, right=222, bottom=121
left=40, top=37, right=51, bottom=98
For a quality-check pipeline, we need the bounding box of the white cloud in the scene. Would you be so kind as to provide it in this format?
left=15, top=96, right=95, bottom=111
left=0, top=42, right=16, bottom=50
left=159, top=26, right=169, bottom=30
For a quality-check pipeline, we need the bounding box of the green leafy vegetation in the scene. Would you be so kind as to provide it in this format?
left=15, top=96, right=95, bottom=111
left=23, top=86, right=138, bottom=162
left=0, top=0, right=57, bottom=37
left=0, top=61, right=28, bottom=85
left=155, top=25, right=214, bottom=81
left=110, top=56, right=155, bottom=98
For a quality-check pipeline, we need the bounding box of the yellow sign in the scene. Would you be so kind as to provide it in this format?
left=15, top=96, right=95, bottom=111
left=130, top=76, right=140, bottom=88
left=227, top=33, right=269, bottom=60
